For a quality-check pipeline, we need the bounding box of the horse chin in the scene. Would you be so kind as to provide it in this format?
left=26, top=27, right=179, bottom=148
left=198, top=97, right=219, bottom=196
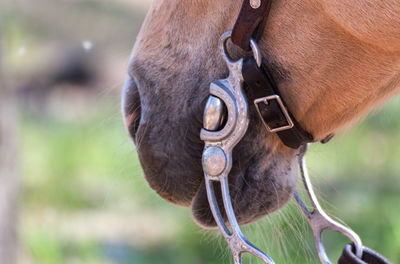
left=129, top=101, right=299, bottom=228
left=136, top=132, right=298, bottom=229
left=190, top=141, right=299, bottom=228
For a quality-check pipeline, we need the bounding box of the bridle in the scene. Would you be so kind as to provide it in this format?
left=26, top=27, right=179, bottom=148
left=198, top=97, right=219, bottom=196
left=200, top=1, right=392, bottom=263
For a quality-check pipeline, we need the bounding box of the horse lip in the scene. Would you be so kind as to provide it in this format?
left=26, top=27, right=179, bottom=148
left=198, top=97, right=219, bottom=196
left=122, top=74, right=141, bottom=141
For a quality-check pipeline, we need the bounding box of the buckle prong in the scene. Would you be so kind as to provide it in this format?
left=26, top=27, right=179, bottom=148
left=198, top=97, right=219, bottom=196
left=254, top=95, right=294, bottom=133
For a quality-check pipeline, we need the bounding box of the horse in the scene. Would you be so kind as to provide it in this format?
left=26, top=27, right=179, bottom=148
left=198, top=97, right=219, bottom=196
left=121, top=0, right=400, bottom=233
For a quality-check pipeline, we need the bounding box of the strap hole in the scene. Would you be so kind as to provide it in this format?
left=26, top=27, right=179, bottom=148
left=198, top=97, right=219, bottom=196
left=322, top=230, right=351, bottom=261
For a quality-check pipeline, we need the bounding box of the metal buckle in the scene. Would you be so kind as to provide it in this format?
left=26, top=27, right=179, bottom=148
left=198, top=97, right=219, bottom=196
left=254, top=95, right=294, bottom=133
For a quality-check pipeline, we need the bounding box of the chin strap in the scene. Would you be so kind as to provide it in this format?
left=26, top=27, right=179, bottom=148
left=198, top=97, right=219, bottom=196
left=339, top=243, right=392, bottom=264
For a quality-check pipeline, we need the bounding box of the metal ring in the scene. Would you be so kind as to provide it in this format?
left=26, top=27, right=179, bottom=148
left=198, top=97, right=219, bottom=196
left=219, top=31, right=262, bottom=68
left=250, top=38, right=262, bottom=67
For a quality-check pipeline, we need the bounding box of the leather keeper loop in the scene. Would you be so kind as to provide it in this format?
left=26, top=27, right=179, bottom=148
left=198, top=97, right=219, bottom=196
left=231, top=0, right=272, bottom=50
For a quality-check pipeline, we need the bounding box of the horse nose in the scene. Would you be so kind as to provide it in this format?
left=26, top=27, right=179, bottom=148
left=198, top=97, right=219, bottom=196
left=122, top=74, right=141, bottom=139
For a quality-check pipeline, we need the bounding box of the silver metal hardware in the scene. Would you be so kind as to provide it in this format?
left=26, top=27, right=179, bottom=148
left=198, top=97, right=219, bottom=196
left=203, top=96, right=226, bottom=131
left=201, top=31, right=275, bottom=264
left=220, top=31, right=262, bottom=68
left=249, top=38, right=262, bottom=67
left=294, top=145, right=363, bottom=264
left=250, top=0, right=261, bottom=9
left=202, top=146, right=226, bottom=177
left=254, top=95, right=294, bottom=133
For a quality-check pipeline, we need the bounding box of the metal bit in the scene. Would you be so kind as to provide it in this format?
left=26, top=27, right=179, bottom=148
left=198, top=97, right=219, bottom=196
left=201, top=31, right=274, bottom=264
left=294, top=144, right=363, bottom=264
left=203, top=95, right=226, bottom=131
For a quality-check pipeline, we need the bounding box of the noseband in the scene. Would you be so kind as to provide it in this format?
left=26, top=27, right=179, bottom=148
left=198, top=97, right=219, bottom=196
left=200, top=1, right=392, bottom=263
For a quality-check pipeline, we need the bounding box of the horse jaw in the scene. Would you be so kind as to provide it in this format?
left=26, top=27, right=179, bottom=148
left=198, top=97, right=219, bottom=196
left=123, top=0, right=400, bottom=227
left=262, top=0, right=400, bottom=139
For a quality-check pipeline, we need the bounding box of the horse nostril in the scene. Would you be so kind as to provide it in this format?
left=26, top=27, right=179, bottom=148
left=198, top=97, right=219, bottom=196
left=125, top=108, right=141, bottom=139
left=122, top=74, right=141, bottom=139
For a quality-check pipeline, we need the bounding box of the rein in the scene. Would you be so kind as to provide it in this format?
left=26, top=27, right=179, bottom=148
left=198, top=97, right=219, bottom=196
left=200, top=0, right=393, bottom=263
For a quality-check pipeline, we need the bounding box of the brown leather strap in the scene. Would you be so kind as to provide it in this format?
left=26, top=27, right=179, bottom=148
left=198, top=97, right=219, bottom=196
left=232, top=0, right=313, bottom=149
left=232, top=0, right=273, bottom=50
left=242, top=57, right=313, bottom=149
left=338, top=243, right=392, bottom=264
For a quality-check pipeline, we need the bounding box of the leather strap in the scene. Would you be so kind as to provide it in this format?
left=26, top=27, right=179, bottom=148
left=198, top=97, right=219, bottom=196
left=232, top=0, right=272, bottom=50
left=242, top=57, right=313, bottom=149
left=231, top=0, right=313, bottom=148
left=338, top=243, right=392, bottom=264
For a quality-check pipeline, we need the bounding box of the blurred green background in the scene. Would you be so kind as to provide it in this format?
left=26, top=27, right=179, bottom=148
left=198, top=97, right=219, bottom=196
left=1, top=0, right=399, bottom=263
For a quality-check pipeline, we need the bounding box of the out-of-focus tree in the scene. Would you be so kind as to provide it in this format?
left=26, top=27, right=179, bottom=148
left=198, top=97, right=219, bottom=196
left=0, top=26, right=19, bottom=264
